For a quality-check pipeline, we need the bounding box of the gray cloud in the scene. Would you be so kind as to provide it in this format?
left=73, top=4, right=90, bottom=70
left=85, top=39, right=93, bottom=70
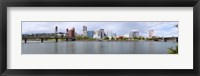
left=22, top=21, right=178, bottom=37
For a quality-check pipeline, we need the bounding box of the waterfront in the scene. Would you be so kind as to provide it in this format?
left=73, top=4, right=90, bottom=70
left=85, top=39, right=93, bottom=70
left=22, top=41, right=177, bottom=54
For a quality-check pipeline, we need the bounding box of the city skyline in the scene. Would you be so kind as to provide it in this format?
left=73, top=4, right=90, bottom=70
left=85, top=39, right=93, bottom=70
left=22, top=21, right=178, bottom=37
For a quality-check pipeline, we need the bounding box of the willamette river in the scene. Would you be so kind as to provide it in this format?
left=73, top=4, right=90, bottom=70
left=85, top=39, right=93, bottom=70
left=22, top=41, right=177, bottom=54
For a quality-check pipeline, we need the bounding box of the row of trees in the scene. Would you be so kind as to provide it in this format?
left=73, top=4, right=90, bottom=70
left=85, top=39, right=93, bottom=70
left=75, top=36, right=159, bottom=41
left=76, top=36, right=96, bottom=41
left=23, top=34, right=162, bottom=41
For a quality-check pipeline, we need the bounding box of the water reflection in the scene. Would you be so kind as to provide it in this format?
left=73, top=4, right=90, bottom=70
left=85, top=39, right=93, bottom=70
left=148, top=42, right=154, bottom=54
left=54, top=42, right=58, bottom=54
left=22, top=41, right=177, bottom=54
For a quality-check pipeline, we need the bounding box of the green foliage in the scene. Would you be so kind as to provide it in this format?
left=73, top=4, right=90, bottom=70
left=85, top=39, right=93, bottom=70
left=111, top=37, right=115, bottom=40
left=168, top=45, right=178, bottom=54
left=138, top=36, right=145, bottom=40
left=133, top=37, right=138, bottom=40
left=76, top=36, right=89, bottom=40
left=88, top=38, right=96, bottom=41
left=75, top=36, right=82, bottom=40
left=116, top=38, right=119, bottom=40
left=146, top=38, right=152, bottom=40
left=83, top=36, right=88, bottom=40
left=105, top=37, right=109, bottom=40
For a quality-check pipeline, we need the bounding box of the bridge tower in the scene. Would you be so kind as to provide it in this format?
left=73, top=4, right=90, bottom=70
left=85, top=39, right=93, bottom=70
left=55, top=26, right=58, bottom=42
left=66, top=28, right=68, bottom=41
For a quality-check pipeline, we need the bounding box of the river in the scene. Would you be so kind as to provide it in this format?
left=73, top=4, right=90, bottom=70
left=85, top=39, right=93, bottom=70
left=22, top=41, right=177, bottom=54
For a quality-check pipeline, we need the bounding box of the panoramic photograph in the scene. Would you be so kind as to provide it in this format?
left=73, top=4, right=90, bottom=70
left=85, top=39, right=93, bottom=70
left=22, top=21, right=178, bottom=54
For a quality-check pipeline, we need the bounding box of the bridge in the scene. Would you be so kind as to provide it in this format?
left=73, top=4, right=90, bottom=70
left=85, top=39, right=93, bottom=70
left=23, top=37, right=76, bottom=43
left=153, top=37, right=178, bottom=42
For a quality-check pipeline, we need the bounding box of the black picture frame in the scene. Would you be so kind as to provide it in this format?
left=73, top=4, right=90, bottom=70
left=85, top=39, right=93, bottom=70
left=0, top=0, right=199, bottom=76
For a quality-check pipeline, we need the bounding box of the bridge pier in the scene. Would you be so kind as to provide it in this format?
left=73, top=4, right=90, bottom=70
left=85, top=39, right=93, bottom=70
left=24, top=38, right=27, bottom=43
left=55, top=38, right=58, bottom=42
left=66, top=38, right=68, bottom=41
left=164, top=38, right=167, bottom=42
left=41, top=38, right=44, bottom=42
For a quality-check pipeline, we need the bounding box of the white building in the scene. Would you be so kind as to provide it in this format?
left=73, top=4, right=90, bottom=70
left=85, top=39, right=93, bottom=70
left=93, top=29, right=105, bottom=39
left=83, top=26, right=87, bottom=37
left=106, top=31, right=113, bottom=38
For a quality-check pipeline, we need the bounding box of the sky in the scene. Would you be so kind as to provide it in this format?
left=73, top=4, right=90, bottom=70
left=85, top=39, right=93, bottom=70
left=22, top=21, right=178, bottom=37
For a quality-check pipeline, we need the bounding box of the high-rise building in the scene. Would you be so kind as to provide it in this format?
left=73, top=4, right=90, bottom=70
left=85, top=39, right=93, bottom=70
left=68, top=27, right=75, bottom=38
left=113, top=33, right=117, bottom=38
left=99, top=29, right=105, bottom=39
left=55, top=26, right=58, bottom=33
left=134, top=31, right=139, bottom=37
left=129, top=31, right=139, bottom=38
left=107, top=31, right=114, bottom=38
left=66, top=28, right=68, bottom=37
left=55, top=26, right=58, bottom=38
left=83, top=26, right=87, bottom=37
left=93, top=31, right=100, bottom=39
left=93, top=29, right=105, bottom=39
left=149, top=30, right=154, bottom=38
left=87, top=31, right=93, bottom=38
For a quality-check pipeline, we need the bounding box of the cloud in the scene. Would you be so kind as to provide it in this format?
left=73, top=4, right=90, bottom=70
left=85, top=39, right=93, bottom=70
left=22, top=21, right=178, bottom=37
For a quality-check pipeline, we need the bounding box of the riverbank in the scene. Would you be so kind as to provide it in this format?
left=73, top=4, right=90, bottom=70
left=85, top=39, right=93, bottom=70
left=22, top=39, right=177, bottom=43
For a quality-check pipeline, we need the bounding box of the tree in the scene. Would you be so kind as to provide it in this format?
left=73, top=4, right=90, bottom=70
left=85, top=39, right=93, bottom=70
left=168, top=45, right=178, bottom=54
left=75, top=36, right=81, bottom=40
left=124, top=37, right=128, bottom=40
left=133, top=37, right=138, bottom=40
left=105, top=37, right=109, bottom=40
left=111, top=37, right=115, bottom=40
left=88, top=38, right=95, bottom=41
left=83, top=36, right=89, bottom=40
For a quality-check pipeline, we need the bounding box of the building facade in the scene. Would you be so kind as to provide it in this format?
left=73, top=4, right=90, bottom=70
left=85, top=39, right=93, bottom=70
left=129, top=31, right=139, bottom=38
left=68, top=27, right=75, bottom=39
left=99, top=29, right=105, bottom=39
left=55, top=26, right=58, bottom=38
left=93, top=29, right=105, bottom=39
left=83, top=26, right=87, bottom=37
left=66, top=28, right=68, bottom=37
left=87, top=31, right=94, bottom=38
left=106, top=31, right=113, bottom=38
left=149, top=30, right=154, bottom=38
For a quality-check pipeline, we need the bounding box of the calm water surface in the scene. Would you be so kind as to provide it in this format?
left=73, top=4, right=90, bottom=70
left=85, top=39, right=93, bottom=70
left=22, top=41, right=177, bottom=54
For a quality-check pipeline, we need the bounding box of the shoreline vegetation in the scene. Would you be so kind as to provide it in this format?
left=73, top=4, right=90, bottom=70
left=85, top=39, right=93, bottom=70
left=22, top=36, right=177, bottom=42
left=22, top=36, right=176, bottom=42
left=21, top=39, right=175, bottom=42
left=168, top=45, right=178, bottom=54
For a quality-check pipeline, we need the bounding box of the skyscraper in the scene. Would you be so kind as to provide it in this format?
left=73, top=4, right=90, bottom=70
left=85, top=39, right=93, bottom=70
left=55, top=26, right=58, bottom=38
left=99, top=29, right=105, bottom=39
left=107, top=31, right=113, bottom=38
left=129, top=31, right=139, bottom=38
left=93, top=30, right=100, bottom=39
left=149, top=30, right=154, bottom=38
left=93, top=29, right=105, bottom=39
left=68, top=27, right=75, bottom=39
left=87, top=31, right=94, bottom=38
left=83, top=26, right=87, bottom=37
left=66, top=28, right=68, bottom=37
left=113, top=33, right=117, bottom=38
